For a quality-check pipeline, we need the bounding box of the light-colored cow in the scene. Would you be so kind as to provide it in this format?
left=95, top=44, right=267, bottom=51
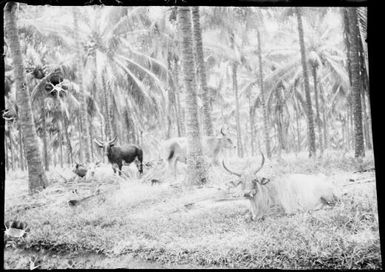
left=162, top=129, right=235, bottom=178
left=222, top=153, right=338, bottom=221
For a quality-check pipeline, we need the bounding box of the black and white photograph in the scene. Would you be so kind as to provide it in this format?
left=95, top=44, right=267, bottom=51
left=2, top=3, right=381, bottom=269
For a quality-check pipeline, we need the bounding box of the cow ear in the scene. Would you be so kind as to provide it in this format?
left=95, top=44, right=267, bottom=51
left=260, top=177, right=270, bottom=185
left=251, top=179, right=259, bottom=188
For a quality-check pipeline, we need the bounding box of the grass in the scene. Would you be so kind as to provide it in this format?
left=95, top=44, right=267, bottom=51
left=4, top=149, right=381, bottom=269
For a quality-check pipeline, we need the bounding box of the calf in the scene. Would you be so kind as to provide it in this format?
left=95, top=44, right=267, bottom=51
left=72, top=161, right=101, bottom=180
left=94, top=136, right=143, bottom=176
left=162, top=128, right=235, bottom=178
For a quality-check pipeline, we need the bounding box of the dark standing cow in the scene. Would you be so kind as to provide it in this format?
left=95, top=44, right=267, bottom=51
left=94, top=136, right=143, bottom=176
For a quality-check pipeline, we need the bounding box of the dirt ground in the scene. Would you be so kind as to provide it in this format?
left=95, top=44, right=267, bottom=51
left=4, top=248, right=195, bottom=269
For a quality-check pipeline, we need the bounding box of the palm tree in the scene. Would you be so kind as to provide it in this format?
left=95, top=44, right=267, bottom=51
left=73, top=7, right=92, bottom=163
left=177, top=6, right=207, bottom=185
left=22, top=6, right=171, bottom=150
left=309, top=50, right=323, bottom=153
left=201, top=7, right=255, bottom=157
left=256, top=27, right=272, bottom=159
left=192, top=6, right=214, bottom=136
left=347, top=8, right=365, bottom=158
left=5, top=2, right=48, bottom=193
left=295, top=7, right=317, bottom=157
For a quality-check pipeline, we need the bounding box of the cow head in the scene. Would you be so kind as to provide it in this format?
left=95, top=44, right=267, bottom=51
left=222, top=152, right=268, bottom=199
left=220, top=128, right=236, bottom=150
left=86, top=161, right=102, bottom=178
left=94, top=136, right=117, bottom=157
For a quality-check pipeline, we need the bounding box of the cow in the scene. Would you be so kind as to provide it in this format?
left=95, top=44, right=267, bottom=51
left=72, top=161, right=101, bottom=181
left=94, top=136, right=143, bottom=176
left=162, top=128, right=235, bottom=178
left=222, top=152, right=338, bottom=221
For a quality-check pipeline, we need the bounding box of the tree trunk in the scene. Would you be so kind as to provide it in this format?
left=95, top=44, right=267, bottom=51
left=256, top=28, right=271, bottom=159
left=102, top=76, right=113, bottom=140
left=77, top=116, right=83, bottom=162
left=311, top=66, right=323, bottom=154
left=17, top=122, right=24, bottom=170
left=192, top=6, right=213, bottom=137
left=5, top=133, right=9, bottom=172
left=73, top=7, right=91, bottom=163
left=62, top=114, right=73, bottom=165
left=249, top=95, right=255, bottom=156
left=360, top=80, right=372, bottom=150
left=275, top=87, right=285, bottom=154
left=59, top=119, right=63, bottom=168
left=347, top=8, right=365, bottom=158
left=41, top=104, right=49, bottom=170
left=89, top=116, right=94, bottom=161
left=295, top=7, right=317, bottom=157
left=365, top=91, right=373, bottom=150
left=294, top=96, right=301, bottom=153
left=178, top=6, right=207, bottom=185
left=9, top=129, right=15, bottom=171
left=319, top=83, right=328, bottom=150
left=230, top=33, right=244, bottom=158
left=5, top=2, right=48, bottom=193
left=173, top=57, right=185, bottom=136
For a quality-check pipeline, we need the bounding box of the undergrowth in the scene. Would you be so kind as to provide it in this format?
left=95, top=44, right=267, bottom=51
left=4, top=150, right=381, bottom=269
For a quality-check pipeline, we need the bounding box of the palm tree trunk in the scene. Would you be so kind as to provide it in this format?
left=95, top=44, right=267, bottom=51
left=73, top=7, right=91, bottom=163
left=311, top=66, right=323, bottom=154
left=59, top=120, right=63, bottom=168
left=294, top=96, right=301, bottom=153
left=77, top=116, right=83, bottom=162
left=173, top=57, right=185, bottom=136
left=249, top=96, right=255, bottom=156
left=361, top=88, right=372, bottom=150
left=102, top=77, right=113, bottom=140
left=62, top=114, right=73, bottom=164
left=256, top=28, right=271, bottom=159
left=41, top=104, right=49, bottom=170
left=365, top=91, right=373, bottom=150
left=17, top=122, right=24, bottom=170
left=347, top=8, right=365, bottom=158
left=178, top=6, right=207, bottom=185
left=319, top=83, right=328, bottom=150
left=9, top=130, right=15, bottom=171
left=5, top=134, right=9, bottom=172
left=295, top=7, right=317, bottom=157
left=230, top=33, right=244, bottom=158
left=192, top=6, right=213, bottom=137
left=5, top=2, right=48, bottom=193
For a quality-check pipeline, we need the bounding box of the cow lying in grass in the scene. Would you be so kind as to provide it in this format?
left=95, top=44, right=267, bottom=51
left=222, top=153, right=338, bottom=221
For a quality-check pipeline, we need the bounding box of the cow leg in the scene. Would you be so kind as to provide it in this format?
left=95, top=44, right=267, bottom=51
left=137, top=158, right=143, bottom=175
left=173, top=158, right=178, bottom=179
left=118, top=163, right=123, bottom=176
left=136, top=149, right=143, bottom=175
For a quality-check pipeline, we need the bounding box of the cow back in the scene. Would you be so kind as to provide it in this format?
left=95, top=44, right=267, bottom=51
left=109, top=144, right=142, bottom=164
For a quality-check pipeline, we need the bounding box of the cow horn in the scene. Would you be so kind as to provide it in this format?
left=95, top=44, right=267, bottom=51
left=222, top=160, right=241, bottom=177
left=109, top=135, right=117, bottom=145
left=93, top=138, right=104, bottom=147
left=254, top=151, right=265, bottom=176
left=220, top=128, right=226, bottom=136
